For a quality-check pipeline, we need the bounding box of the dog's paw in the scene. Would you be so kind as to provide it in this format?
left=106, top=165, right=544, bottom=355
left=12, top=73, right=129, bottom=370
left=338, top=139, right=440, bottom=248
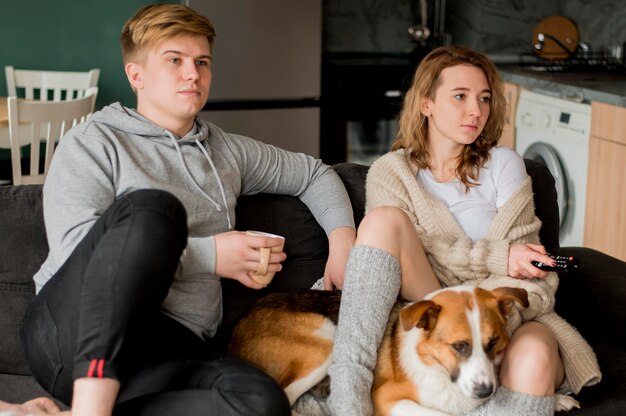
left=554, top=393, right=580, bottom=412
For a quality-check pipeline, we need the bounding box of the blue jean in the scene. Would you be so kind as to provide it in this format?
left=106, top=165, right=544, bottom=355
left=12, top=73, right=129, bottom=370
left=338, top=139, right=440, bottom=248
left=21, top=189, right=290, bottom=416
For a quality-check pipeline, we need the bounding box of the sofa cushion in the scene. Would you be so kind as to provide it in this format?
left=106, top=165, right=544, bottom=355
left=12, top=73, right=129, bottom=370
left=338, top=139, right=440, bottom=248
left=333, top=163, right=367, bottom=226
left=524, top=159, right=560, bottom=253
left=215, top=193, right=329, bottom=350
left=0, top=185, right=48, bottom=376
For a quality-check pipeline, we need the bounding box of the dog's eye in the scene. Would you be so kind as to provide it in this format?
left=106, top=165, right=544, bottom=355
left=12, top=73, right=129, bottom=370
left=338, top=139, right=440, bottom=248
left=486, top=337, right=499, bottom=353
left=451, top=341, right=470, bottom=356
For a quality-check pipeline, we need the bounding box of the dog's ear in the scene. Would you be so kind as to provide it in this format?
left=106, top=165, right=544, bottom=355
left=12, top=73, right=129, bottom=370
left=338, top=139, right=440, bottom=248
left=492, top=287, right=529, bottom=317
left=399, top=300, right=441, bottom=332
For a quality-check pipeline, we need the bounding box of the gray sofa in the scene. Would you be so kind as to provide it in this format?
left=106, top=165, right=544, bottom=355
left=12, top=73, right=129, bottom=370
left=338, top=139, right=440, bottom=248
left=1, top=161, right=625, bottom=415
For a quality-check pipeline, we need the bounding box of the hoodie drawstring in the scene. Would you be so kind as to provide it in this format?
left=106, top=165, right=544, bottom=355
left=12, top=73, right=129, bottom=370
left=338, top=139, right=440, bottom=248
left=167, top=132, right=233, bottom=229
left=195, top=138, right=232, bottom=229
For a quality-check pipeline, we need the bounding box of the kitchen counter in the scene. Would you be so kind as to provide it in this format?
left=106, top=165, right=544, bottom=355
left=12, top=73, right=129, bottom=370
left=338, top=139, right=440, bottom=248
left=497, top=64, right=626, bottom=107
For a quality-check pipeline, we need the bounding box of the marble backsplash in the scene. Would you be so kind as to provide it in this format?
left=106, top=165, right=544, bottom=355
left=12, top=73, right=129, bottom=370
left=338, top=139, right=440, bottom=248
left=324, top=0, right=626, bottom=57
left=323, top=0, right=419, bottom=54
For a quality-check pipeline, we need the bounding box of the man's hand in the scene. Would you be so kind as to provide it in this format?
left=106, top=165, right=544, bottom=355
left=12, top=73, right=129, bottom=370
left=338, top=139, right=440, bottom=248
left=214, top=230, right=286, bottom=289
left=323, top=226, right=356, bottom=290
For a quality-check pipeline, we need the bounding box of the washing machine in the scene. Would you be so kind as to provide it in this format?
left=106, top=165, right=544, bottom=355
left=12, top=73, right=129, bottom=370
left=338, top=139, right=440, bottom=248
left=515, top=89, right=591, bottom=247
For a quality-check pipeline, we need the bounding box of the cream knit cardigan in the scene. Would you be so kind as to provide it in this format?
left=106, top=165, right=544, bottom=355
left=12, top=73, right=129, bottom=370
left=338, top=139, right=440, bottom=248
left=366, top=150, right=601, bottom=394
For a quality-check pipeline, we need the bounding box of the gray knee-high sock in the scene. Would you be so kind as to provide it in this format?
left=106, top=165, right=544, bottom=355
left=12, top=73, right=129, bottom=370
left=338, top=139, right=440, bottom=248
left=327, top=246, right=401, bottom=416
left=465, top=386, right=556, bottom=416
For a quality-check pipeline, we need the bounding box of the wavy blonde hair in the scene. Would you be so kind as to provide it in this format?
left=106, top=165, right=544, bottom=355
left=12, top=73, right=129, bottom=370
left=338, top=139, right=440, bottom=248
left=392, top=46, right=506, bottom=190
left=120, top=4, right=216, bottom=65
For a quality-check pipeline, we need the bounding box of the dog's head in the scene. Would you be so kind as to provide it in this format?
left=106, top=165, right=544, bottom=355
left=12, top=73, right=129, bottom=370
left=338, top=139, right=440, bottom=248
left=399, top=286, right=528, bottom=400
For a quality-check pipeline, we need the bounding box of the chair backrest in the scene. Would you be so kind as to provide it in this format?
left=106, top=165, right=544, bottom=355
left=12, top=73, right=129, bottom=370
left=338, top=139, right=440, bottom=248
left=7, top=87, right=97, bottom=185
left=5, top=66, right=100, bottom=102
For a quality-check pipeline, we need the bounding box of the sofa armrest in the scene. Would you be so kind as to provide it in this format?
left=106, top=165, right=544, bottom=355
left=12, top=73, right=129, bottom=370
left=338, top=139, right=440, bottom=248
left=556, top=247, right=626, bottom=344
left=554, top=248, right=626, bottom=414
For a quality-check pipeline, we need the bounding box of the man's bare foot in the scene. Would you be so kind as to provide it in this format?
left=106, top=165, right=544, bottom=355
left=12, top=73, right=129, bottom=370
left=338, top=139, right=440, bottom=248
left=0, top=397, right=63, bottom=414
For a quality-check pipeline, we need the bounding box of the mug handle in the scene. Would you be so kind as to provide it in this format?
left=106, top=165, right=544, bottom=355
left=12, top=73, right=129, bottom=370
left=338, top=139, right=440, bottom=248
left=256, top=247, right=271, bottom=276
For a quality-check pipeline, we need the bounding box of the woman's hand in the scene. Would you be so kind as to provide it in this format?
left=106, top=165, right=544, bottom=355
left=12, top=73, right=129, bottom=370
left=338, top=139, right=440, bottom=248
left=214, top=231, right=286, bottom=289
left=323, top=226, right=356, bottom=290
left=508, top=243, right=555, bottom=279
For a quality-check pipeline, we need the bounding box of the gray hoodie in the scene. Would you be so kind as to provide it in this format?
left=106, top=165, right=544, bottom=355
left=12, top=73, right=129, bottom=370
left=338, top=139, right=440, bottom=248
left=34, top=103, right=354, bottom=339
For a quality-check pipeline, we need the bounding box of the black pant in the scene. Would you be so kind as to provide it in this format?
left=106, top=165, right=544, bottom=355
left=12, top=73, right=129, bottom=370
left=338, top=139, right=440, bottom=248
left=21, top=189, right=290, bottom=416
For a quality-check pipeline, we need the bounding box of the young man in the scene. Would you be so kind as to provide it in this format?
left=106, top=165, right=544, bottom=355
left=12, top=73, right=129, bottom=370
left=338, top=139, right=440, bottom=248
left=17, top=4, right=356, bottom=416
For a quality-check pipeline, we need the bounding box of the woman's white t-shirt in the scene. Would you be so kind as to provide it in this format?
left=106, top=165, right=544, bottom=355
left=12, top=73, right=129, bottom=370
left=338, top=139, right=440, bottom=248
left=417, top=147, right=527, bottom=241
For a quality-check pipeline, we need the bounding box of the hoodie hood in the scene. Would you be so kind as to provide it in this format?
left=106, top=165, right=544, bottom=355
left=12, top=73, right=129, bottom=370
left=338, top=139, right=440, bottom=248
left=91, top=102, right=210, bottom=144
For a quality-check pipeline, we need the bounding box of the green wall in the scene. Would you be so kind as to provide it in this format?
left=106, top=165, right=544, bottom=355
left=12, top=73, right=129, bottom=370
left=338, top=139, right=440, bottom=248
left=0, top=0, right=177, bottom=110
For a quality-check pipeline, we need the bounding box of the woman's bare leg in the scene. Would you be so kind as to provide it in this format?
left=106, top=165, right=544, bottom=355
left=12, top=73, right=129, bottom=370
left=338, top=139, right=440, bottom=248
left=328, top=206, right=443, bottom=415
left=355, top=206, right=441, bottom=300
left=464, top=322, right=564, bottom=416
left=500, top=321, right=565, bottom=395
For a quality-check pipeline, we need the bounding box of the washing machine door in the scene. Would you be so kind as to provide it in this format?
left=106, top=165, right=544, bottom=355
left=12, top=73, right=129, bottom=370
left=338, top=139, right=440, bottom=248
left=523, top=142, right=568, bottom=227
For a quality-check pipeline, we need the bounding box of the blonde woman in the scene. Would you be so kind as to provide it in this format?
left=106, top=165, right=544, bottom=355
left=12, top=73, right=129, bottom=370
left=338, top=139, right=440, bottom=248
left=328, top=46, right=600, bottom=415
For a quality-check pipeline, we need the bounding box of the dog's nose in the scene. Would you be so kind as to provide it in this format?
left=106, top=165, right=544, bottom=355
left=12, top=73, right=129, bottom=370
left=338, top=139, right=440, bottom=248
left=474, top=382, right=495, bottom=399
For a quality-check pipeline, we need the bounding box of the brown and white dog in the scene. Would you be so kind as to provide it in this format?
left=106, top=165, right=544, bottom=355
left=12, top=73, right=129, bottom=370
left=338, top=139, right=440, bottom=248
left=229, top=286, right=575, bottom=415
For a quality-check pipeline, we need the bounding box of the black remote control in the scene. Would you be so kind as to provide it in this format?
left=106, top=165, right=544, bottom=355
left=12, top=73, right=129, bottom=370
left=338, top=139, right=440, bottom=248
left=531, top=254, right=580, bottom=272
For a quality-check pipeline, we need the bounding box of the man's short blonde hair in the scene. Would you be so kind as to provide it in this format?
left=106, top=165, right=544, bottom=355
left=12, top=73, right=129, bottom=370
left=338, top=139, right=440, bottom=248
left=120, top=3, right=216, bottom=64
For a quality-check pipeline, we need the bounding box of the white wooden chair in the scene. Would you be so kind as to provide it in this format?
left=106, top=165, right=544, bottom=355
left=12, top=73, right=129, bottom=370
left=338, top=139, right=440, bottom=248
left=7, top=87, right=97, bottom=185
left=5, top=65, right=100, bottom=102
